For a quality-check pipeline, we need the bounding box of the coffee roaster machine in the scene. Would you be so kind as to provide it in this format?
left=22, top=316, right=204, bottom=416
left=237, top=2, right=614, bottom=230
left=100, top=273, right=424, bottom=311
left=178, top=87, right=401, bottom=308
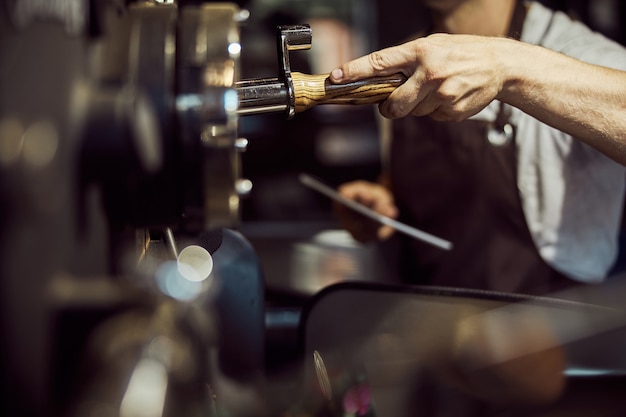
left=0, top=1, right=324, bottom=416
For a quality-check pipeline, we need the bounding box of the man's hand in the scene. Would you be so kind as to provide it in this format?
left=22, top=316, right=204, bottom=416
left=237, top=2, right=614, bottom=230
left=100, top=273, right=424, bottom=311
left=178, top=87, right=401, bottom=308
left=330, top=33, right=510, bottom=121
left=335, top=181, right=398, bottom=243
left=330, top=32, right=626, bottom=166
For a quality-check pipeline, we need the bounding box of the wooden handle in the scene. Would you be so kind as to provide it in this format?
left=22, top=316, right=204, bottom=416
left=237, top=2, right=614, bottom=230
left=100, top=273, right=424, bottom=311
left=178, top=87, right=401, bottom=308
left=291, top=72, right=406, bottom=113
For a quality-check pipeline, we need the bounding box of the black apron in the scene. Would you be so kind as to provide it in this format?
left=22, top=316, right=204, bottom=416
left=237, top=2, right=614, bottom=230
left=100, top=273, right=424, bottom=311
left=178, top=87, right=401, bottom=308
left=389, top=1, right=572, bottom=295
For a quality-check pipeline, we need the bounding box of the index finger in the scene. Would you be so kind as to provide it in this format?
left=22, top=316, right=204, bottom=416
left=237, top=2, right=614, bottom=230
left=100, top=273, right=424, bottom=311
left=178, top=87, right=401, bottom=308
left=330, top=43, right=414, bottom=84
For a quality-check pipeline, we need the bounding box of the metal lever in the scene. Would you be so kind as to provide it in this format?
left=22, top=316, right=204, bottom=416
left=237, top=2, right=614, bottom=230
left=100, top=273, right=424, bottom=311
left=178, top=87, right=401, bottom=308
left=278, top=24, right=313, bottom=119
left=236, top=25, right=406, bottom=118
left=236, top=24, right=311, bottom=118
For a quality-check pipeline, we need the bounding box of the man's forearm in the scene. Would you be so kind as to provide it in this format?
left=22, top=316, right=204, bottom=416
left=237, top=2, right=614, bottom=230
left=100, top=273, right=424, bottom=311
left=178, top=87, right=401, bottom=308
left=497, top=39, right=626, bottom=165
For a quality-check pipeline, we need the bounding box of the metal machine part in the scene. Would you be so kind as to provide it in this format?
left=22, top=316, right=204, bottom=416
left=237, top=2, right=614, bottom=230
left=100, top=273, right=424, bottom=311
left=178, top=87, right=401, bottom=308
left=78, top=1, right=248, bottom=231
left=235, top=25, right=406, bottom=118
left=236, top=24, right=312, bottom=117
left=176, top=3, right=249, bottom=229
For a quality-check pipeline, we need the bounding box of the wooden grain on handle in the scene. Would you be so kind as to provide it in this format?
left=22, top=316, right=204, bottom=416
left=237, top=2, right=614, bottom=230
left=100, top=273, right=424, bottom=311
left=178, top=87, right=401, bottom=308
left=291, top=72, right=407, bottom=113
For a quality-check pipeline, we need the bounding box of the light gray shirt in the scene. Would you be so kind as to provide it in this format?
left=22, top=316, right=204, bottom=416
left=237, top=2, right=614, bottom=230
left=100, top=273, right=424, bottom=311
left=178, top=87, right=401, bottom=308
left=471, top=2, right=626, bottom=283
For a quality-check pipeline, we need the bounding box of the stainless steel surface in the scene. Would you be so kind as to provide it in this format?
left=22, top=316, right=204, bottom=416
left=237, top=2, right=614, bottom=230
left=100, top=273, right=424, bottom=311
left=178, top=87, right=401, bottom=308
left=235, top=25, right=312, bottom=118
left=235, top=77, right=289, bottom=115
left=177, top=3, right=244, bottom=229
left=277, top=24, right=312, bottom=119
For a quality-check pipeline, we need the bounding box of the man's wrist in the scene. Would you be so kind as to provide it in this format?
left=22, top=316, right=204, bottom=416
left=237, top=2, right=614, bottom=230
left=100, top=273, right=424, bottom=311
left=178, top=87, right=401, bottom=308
left=494, top=37, right=532, bottom=105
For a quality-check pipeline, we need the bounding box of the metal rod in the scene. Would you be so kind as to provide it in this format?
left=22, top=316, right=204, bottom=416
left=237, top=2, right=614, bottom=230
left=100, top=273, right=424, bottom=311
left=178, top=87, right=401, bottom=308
left=235, top=77, right=289, bottom=116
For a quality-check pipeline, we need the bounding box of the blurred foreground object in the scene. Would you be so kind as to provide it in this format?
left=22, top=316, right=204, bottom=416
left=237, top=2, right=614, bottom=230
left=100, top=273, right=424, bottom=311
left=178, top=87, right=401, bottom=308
left=298, top=282, right=626, bottom=417
left=0, top=1, right=262, bottom=416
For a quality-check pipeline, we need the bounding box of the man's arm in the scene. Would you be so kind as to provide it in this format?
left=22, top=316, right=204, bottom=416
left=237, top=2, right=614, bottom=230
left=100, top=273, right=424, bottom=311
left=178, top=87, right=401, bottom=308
left=499, top=38, right=626, bottom=165
left=330, top=33, right=626, bottom=165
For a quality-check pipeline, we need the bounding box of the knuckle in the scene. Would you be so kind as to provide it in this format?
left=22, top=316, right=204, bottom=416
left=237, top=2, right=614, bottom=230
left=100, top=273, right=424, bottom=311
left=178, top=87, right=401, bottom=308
left=434, top=85, right=456, bottom=103
left=367, top=51, right=390, bottom=71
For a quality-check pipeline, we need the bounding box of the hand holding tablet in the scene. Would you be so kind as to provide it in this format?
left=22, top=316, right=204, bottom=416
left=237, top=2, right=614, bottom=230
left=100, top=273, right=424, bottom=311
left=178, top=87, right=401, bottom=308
left=299, top=173, right=453, bottom=251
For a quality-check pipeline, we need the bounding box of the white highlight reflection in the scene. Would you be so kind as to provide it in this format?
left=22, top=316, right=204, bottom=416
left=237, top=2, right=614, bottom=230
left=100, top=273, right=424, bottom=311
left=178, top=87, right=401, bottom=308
left=177, top=245, right=213, bottom=282
left=228, top=42, right=242, bottom=56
